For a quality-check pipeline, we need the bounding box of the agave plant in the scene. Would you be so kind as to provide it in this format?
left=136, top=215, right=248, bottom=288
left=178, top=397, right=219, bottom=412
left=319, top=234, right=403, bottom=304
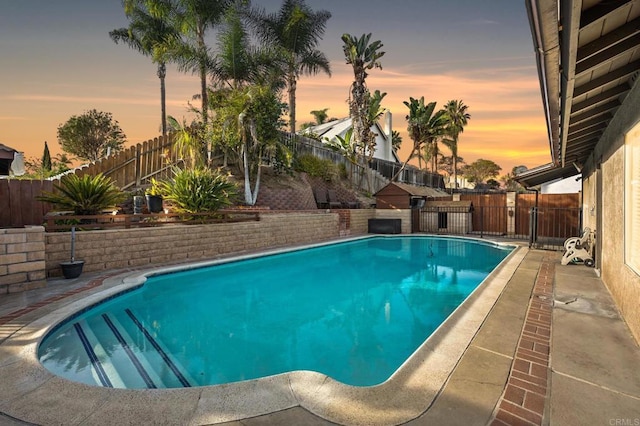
left=154, top=167, right=238, bottom=213
left=37, top=173, right=126, bottom=215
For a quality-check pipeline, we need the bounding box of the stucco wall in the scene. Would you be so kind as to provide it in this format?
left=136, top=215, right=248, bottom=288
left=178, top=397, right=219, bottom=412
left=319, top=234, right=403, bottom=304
left=583, top=79, right=640, bottom=343
left=45, top=212, right=342, bottom=277
left=0, top=226, right=46, bottom=294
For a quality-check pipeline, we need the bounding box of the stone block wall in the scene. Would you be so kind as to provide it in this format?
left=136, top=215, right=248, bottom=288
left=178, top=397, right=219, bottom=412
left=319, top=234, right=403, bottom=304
left=350, top=209, right=376, bottom=234
left=45, top=212, right=342, bottom=277
left=0, top=227, right=46, bottom=294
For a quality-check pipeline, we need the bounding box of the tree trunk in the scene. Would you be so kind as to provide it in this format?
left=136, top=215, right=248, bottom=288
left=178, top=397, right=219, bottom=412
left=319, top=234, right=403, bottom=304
left=288, top=74, right=297, bottom=134
left=158, top=62, right=167, bottom=137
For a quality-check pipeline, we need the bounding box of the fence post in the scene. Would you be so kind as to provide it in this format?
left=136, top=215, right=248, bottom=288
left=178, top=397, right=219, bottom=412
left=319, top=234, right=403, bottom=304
left=135, top=144, right=142, bottom=188
left=479, top=206, right=484, bottom=238
left=528, top=207, right=538, bottom=248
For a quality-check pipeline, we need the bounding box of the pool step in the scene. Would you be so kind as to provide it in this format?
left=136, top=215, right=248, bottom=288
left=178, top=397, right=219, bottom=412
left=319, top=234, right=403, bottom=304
left=74, top=311, right=192, bottom=389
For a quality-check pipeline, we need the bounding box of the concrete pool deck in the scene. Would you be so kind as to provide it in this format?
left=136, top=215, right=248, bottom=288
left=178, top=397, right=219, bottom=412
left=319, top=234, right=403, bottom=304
left=1, top=242, right=639, bottom=425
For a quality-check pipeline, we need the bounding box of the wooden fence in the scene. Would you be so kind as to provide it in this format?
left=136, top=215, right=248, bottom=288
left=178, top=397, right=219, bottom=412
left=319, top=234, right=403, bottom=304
left=74, top=134, right=179, bottom=189
left=0, top=180, right=54, bottom=228
left=0, top=134, right=179, bottom=228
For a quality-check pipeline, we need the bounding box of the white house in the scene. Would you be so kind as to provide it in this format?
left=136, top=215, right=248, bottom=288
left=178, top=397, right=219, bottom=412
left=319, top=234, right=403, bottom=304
left=300, top=110, right=400, bottom=163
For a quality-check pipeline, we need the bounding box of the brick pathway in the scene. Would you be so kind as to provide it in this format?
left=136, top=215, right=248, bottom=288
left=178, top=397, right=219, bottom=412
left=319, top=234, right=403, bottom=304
left=492, top=256, right=554, bottom=425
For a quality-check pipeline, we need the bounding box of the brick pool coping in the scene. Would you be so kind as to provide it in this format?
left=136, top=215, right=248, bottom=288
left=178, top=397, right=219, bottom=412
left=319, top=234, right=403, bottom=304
left=492, top=256, right=554, bottom=425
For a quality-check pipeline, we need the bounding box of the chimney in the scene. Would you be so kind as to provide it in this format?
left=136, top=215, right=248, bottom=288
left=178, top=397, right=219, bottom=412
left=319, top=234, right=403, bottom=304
left=384, top=110, right=392, bottom=140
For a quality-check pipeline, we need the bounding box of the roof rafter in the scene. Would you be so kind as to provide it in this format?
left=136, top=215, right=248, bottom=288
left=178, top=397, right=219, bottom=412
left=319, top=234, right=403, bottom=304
left=575, top=33, right=640, bottom=75
left=571, top=84, right=629, bottom=113
left=573, top=59, right=640, bottom=96
left=580, top=0, right=630, bottom=28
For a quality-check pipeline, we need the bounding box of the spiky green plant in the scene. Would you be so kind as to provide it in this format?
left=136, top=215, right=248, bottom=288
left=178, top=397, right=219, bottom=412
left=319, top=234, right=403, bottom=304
left=37, top=173, right=126, bottom=215
left=154, top=167, right=238, bottom=213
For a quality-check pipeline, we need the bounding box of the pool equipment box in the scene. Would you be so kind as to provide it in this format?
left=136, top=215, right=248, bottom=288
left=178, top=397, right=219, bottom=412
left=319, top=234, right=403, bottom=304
left=368, top=218, right=401, bottom=234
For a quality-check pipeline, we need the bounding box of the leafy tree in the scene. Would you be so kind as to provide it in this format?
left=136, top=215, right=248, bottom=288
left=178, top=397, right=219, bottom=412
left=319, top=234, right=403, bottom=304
left=23, top=154, right=71, bottom=179
left=501, top=165, right=528, bottom=192
left=486, top=179, right=501, bottom=190
left=393, top=97, right=446, bottom=181
left=439, top=154, right=465, bottom=177
left=442, top=100, right=470, bottom=188
left=110, top=0, right=181, bottom=136
left=342, top=33, right=384, bottom=160
left=462, top=158, right=502, bottom=187
left=42, top=141, right=52, bottom=172
left=210, top=84, right=287, bottom=205
left=251, top=0, right=332, bottom=133
left=57, top=110, right=126, bottom=162
left=37, top=174, right=126, bottom=215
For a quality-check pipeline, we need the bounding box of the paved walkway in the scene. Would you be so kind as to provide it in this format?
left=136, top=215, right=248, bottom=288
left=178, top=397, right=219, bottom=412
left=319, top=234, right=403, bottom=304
left=1, top=249, right=638, bottom=425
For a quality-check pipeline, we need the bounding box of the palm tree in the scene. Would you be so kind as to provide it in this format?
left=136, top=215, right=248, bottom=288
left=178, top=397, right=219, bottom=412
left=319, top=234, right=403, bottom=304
left=310, top=108, right=329, bottom=125
left=211, top=3, right=285, bottom=90
left=169, top=0, right=232, bottom=124
left=391, top=130, right=402, bottom=153
left=442, top=100, right=470, bottom=189
left=251, top=0, right=332, bottom=134
left=342, top=32, right=384, bottom=180
left=392, top=97, right=446, bottom=181
left=110, top=0, right=181, bottom=136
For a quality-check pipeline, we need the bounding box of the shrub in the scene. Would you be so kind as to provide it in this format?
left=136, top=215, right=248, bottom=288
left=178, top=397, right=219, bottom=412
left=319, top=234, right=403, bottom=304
left=37, top=173, right=126, bottom=215
left=294, top=154, right=337, bottom=181
left=154, top=167, right=238, bottom=213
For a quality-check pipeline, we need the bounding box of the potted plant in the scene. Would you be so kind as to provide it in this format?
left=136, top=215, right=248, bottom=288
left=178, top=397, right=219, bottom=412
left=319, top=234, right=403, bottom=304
left=60, top=227, right=84, bottom=279
left=146, top=179, right=164, bottom=213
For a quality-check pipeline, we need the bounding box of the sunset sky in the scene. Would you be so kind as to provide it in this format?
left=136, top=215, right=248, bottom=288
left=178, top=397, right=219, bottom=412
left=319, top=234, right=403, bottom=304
left=0, top=0, right=551, bottom=176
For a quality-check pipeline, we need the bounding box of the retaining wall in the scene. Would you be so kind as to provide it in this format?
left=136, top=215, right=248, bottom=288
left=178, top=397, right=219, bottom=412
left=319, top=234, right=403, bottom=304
left=0, top=226, right=46, bottom=294
left=45, top=212, right=344, bottom=277
left=2, top=209, right=411, bottom=289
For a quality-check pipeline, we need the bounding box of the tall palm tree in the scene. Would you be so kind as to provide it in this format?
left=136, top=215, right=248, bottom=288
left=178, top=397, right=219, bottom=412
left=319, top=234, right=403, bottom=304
left=342, top=33, right=384, bottom=161
left=169, top=0, right=232, bottom=124
left=211, top=2, right=285, bottom=90
left=252, top=0, right=332, bottom=134
left=393, top=97, right=446, bottom=181
left=442, top=100, right=470, bottom=189
left=110, top=0, right=181, bottom=136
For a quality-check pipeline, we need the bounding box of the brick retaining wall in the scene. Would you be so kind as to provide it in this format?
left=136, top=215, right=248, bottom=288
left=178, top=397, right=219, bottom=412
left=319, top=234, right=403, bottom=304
left=45, top=212, right=344, bottom=277
left=0, top=227, right=46, bottom=294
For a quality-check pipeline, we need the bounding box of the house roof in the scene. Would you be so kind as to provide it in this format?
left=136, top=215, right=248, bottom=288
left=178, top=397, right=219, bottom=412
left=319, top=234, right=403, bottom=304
left=300, top=116, right=401, bottom=163
left=375, top=182, right=449, bottom=198
left=0, top=143, right=18, bottom=160
left=515, top=162, right=581, bottom=189
left=520, top=0, right=640, bottom=186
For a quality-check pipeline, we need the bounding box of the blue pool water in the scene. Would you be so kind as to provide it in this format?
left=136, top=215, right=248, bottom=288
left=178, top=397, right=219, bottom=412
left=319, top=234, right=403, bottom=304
left=39, top=236, right=513, bottom=388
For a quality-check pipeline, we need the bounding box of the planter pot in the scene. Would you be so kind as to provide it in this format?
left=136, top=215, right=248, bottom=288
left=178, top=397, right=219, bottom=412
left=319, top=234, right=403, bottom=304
left=146, top=195, right=163, bottom=213
left=60, top=260, right=85, bottom=279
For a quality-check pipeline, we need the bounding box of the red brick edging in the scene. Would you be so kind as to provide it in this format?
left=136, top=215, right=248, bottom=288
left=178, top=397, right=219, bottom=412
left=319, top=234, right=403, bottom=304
left=492, top=256, right=554, bottom=425
left=0, top=273, right=119, bottom=327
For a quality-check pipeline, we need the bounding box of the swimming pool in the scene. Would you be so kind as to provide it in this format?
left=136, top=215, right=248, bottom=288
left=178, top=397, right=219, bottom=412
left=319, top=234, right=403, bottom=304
left=38, top=236, right=513, bottom=389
